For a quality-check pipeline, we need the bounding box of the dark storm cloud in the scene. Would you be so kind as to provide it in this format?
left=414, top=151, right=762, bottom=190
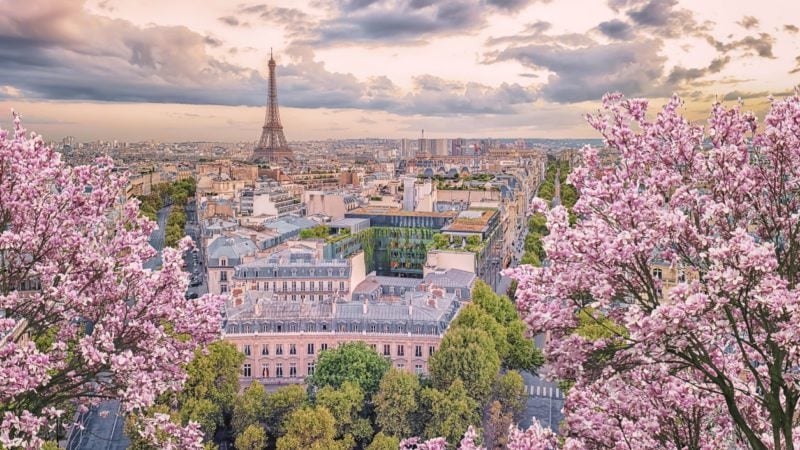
left=597, top=19, right=634, bottom=40
left=204, top=36, right=223, bottom=47
left=278, top=47, right=535, bottom=115
left=295, top=0, right=548, bottom=46
left=0, top=0, right=265, bottom=106
left=486, top=21, right=595, bottom=47
left=0, top=1, right=537, bottom=118
left=485, top=40, right=668, bottom=103
left=737, top=16, right=759, bottom=30
left=218, top=16, right=241, bottom=26
left=707, top=33, right=775, bottom=58
left=485, top=0, right=545, bottom=12
left=616, top=0, right=711, bottom=38
left=791, top=56, right=800, bottom=74
left=666, top=56, right=730, bottom=85
left=237, top=4, right=312, bottom=25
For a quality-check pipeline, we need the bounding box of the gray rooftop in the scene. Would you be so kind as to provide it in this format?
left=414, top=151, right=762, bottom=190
left=208, top=236, right=258, bottom=260
left=226, top=289, right=460, bottom=325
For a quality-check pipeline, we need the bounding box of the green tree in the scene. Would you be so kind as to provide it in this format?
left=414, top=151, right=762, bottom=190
left=316, top=381, right=372, bottom=447
left=264, top=384, right=308, bottom=437
left=181, top=341, right=243, bottom=418
left=430, top=233, right=450, bottom=250
left=232, top=382, right=268, bottom=437
left=472, top=281, right=516, bottom=325
left=235, top=424, right=267, bottom=450
left=492, top=371, right=527, bottom=421
left=527, top=213, right=548, bottom=235
left=504, top=319, right=544, bottom=372
left=300, top=225, right=329, bottom=239
left=373, top=369, right=421, bottom=438
left=366, top=432, right=400, bottom=450
left=451, top=303, right=509, bottom=361
left=471, top=281, right=543, bottom=372
left=179, top=398, right=221, bottom=441
left=308, top=342, right=390, bottom=397
left=429, top=327, right=500, bottom=403
left=419, top=380, right=480, bottom=443
left=171, top=189, right=188, bottom=206
left=276, top=406, right=347, bottom=450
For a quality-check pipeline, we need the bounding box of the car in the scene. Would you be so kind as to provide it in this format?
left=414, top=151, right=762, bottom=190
left=190, top=278, right=201, bottom=287
left=185, top=292, right=199, bottom=300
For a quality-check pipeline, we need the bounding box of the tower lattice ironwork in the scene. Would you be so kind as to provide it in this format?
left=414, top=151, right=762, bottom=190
left=253, top=49, right=293, bottom=163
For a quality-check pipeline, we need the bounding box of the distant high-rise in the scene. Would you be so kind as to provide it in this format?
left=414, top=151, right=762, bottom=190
left=253, top=50, right=293, bottom=164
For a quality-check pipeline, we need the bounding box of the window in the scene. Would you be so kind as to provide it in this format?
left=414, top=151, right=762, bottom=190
left=678, top=270, right=686, bottom=283
left=383, top=345, right=391, bottom=356
left=370, top=324, right=377, bottom=332
left=220, top=271, right=228, bottom=282
left=415, top=325, right=422, bottom=334
left=220, top=285, right=228, bottom=294
left=339, top=281, right=345, bottom=291
left=291, top=294, right=296, bottom=301
left=321, top=323, right=328, bottom=331
left=653, top=268, right=663, bottom=280
left=289, top=323, right=297, bottom=332
left=415, top=364, right=423, bottom=375
left=289, top=344, right=296, bottom=355
left=276, top=363, right=283, bottom=378
left=309, top=282, right=315, bottom=291
left=220, top=259, right=227, bottom=267
left=292, top=281, right=297, bottom=291
left=370, top=344, right=377, bottom=352
left=243, top=364, right=251, bottom=377
left=307, top=343, right=315, bottom=355
left=321, top=343, right=328, bottom=351
left=261, top=363, right=269, bottom=378
left=277, top=324, right=282, bottom=332
left=327, top=281, right=333, bottom=291
left=415, top=345, right=422, bottom=357
left=243, top=345, right=251, bottom=356
left=429, top=346, right=435, bottom=356
left=289, top=363, right=297, bottom=377
left=396, top=363, right=404, bottom=369
left=306, top=323, right=315, bottom=332
left=307, top=362, right=315, bottom=376
left=397, top=345, right=404, bottom=357
left=282, top=281, right=288, bottom=291
left=276, top=344, right=283, bottom=355
left=319, top=281, right=324, bottom=290
left=301, top=281, right=306, bottom=291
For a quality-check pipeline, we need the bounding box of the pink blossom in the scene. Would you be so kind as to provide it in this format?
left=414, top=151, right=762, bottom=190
left=0, top=114, right=221, bottom=448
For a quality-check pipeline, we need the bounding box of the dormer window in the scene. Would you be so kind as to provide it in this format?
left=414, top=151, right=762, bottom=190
left=220, top=258, right=227, bottom=267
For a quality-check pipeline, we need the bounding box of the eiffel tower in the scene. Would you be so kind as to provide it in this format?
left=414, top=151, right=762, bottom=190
left=253, top=49, right=293, bottom=164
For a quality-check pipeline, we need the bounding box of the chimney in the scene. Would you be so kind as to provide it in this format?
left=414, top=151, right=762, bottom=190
left=428, top=296, right=437, bottom=309
left=254, top=298, right=261, bottom=316
left=250, top=233, right=258, bottom=244
left=408, top=302, right=413, bottom=317
left=363, top=301, right=368, bottom=314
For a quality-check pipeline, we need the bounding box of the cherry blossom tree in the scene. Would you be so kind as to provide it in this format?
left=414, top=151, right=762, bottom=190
left=504, top=92, right=800, bottom=449
left=0, top=113, right=221, bottom=448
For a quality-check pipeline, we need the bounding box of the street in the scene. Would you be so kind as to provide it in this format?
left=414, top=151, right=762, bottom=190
left=66, top=400, right=128, bottom=450
left=183, top=200, right=208, bottom=298
left=142, top=205, right=171, bottom=271
left=497, top=173, right=565, bottom=433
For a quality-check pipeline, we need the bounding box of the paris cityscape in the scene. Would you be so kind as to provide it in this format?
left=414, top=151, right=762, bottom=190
left=2, top=1, right=800, bottom=449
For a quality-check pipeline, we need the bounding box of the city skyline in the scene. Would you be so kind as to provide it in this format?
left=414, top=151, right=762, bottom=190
left=0, top=0, right=798, bottom=142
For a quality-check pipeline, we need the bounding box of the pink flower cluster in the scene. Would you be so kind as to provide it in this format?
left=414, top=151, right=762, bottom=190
left=505, top=93, right=800, bottom=449
left=401, top=423, right=561, bottom=450
left=0, top=114, right=221, bottom=448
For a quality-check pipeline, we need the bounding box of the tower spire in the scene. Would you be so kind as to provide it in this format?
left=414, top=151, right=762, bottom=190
left=253, top=49, right=292, bottom=164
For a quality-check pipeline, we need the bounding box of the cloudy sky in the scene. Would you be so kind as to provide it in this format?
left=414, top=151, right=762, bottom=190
left=0, top=0, right=798, bottom=142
